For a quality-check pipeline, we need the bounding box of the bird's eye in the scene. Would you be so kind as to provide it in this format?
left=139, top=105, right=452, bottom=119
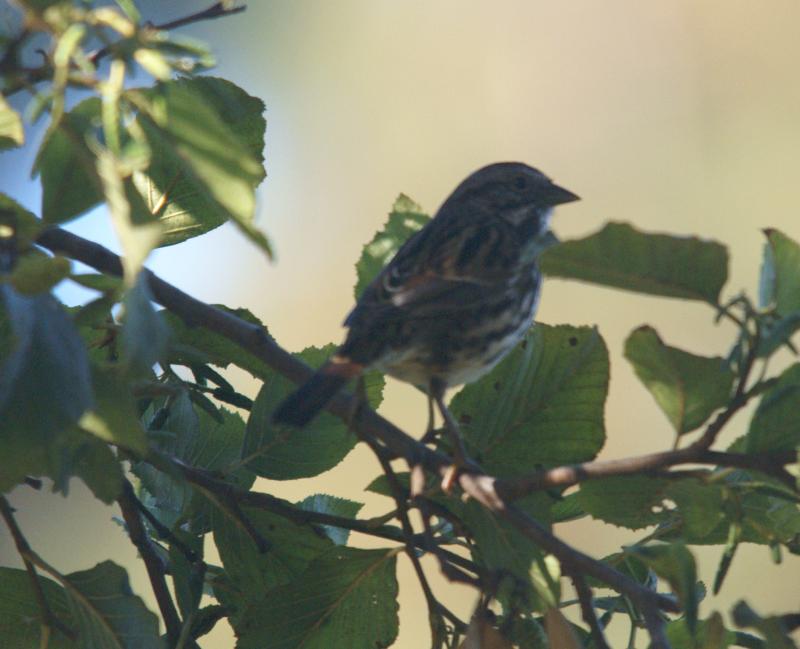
left=514, top=176, right=527, bottom=190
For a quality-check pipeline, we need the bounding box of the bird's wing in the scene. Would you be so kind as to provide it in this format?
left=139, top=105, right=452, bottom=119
left=345, top=219, right=520, bottom=326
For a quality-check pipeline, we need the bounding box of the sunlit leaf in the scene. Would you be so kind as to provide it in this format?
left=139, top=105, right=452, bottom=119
left=0, top=93, right=24, bottom=149
left=297, top=494, right=364, bottom=545
left=354, top=194, right=429, bottom=298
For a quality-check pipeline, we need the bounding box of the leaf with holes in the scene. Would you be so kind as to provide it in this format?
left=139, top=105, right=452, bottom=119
left=450, top=324, right=608, bottom=474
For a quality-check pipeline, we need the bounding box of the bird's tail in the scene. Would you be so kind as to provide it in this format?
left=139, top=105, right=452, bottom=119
left=271, top=356, right=363, bottom=427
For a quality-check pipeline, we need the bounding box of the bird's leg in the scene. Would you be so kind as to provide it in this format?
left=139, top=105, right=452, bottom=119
left=429, top=377, right=468, bottom=493
left=420, top=392, right=437, bottom=444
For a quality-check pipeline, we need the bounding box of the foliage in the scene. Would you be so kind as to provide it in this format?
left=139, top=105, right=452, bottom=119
left=0, top=3, right=798, bottom=649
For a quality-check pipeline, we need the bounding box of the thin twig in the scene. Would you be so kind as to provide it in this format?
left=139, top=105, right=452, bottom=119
left=568, top=571, right=611, bottom=649
left=361, top=433, right=466, bottom=641
left=117, top=479, right=182, bottom=645
left=0, top=496, right=76, bottom=641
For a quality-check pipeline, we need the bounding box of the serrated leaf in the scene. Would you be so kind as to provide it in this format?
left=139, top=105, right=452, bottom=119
left=666, top=479, right=725, bottom=541
left=128, top=77, right=269, bottom=251
left=624, top=326, right=734, bottom=435
left=761, top=229, right=800, bottom=315
left=243, top=344, right=384, bottom=479
left=577, top=476, right=669, bottom=529
left=34, top=98, right=105, bottom=224
left=628, top=543, right=698, bottom=633
left=0, top=93, right=24, bottom=149
left=135, top=393, right=254, bottom=532
left=297, top=494, right=364, bottom=545
left=540, top=222, right=728, bottom=304
left=745, top=364, right=800, bottom=453
left=234, top=547, right=399, bottom=649
left=450, top=325, right=608, bottom=473
left=0, top=568, right=77, bottom=648
left=62, top=561, right=163, bottom=649
left=354, top=194, right=430, bottom=298
left=213, top=506, right=333, bottom=614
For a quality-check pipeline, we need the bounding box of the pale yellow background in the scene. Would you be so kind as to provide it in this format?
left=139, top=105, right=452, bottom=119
left=2, top=1, right=800, bottom=647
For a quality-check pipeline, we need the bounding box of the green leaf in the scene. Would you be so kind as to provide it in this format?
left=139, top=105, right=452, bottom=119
left=234, top=547, right=399, bottom=649
left=213, top=506, right=333, bottom=617
left=243, top=344, right=384, bottom=479
left=0, top=93, right=24, bottom=149
left=168, top=532, right=204, bottom=620
left=666, top=479, right=726, bottom=541
left=0, top=568, right=77, bottom=648
left=10, top=253, right=71, bottom=294
left=540, top=222, right=728, bottom=304
left=120, top=275, right=170, bottom=374
left=34, top=98, right=105, bottom=224
left=732, top=602, right=797, bottom=649
left=128, top=77, right=269, bottom=252
left=577, top=476, right=669, bottom=530
left=624, top=326, right=734, bottom=434
left=745, top=363, right=800, bottom=453
left=96, top=148, right=163, bottom=282
left=136, top=393, right=255, bottom=532
left=79, top=364, right=147, bottom=455
left=62, top=561, right=163, bottom=649
left=628, top=543, right=699, bottom=633
left=761, top=229, right=800, bottom=315
left=757, top=311, right=800, bottom=358
left=0, top=287, right=93, bottom=439
left=450, top=325, right=608, bottom=473
left=0, top=193, right=43, bottom=251
left=297, top=494, right=364, bottom=545
left=663, top=612, right=734, bottom=649
left=354, top=194, right=430, bottom=298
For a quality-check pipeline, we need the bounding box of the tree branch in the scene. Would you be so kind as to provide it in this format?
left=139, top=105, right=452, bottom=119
left=495, top=448, right=797, bottom=502
left=0, top=496, right=76, bottom=641
left=39, top=225, right=682, bottom=644
left=568, top=571, right=611, bottom=649
left=117, top=479, right=182, bottom=646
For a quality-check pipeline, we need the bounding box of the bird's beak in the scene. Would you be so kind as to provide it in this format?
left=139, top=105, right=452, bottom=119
left=542, top=183, right=580, bottom=206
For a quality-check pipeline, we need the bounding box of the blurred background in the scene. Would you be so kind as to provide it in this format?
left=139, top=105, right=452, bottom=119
left=2, top=1, right=799, bottom=646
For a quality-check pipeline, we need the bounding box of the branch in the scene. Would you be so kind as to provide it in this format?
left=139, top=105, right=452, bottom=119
left=3, top=2, right=247, bottom=97
left=0, top=496, right=76, bottom=641
left=38, top=226, right=681, bottom=644
left=89, top=2, right=248, bottom=65
left=495, top=448, right=798, bottom=502
left=568, top=572, right=611, bottom=649
left=117, top=479, right=182, bottom=646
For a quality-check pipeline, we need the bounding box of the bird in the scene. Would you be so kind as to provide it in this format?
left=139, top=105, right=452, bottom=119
left=272, top=162, right=579, bottom=467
